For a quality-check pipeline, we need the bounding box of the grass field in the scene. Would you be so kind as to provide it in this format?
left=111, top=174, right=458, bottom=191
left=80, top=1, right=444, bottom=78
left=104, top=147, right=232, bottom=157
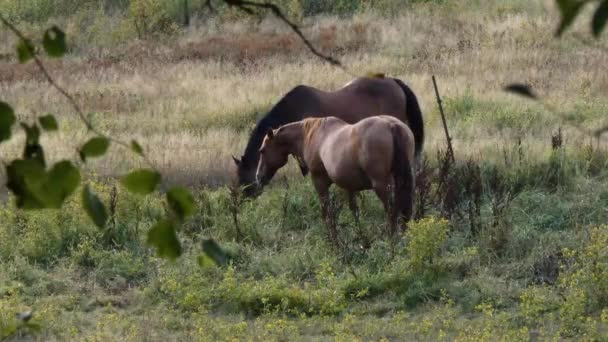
left=2, top=0, right=608, bottom=340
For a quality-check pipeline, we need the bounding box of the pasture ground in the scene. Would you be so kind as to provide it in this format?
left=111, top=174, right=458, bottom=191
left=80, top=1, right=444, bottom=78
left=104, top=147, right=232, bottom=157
left=2, top=0, right=608, bottom=340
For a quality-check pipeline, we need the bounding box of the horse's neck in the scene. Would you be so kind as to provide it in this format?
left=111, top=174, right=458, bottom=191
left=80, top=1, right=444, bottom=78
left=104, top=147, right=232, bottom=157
left=242, top=112, right=284, bottom=166
left=242, top=88, right=319, bottom=165
left=282, top=124, right=306, bottom=158
left=301, top=119, right=337, bottom=160
left=242, top=128, right=264, bottom=166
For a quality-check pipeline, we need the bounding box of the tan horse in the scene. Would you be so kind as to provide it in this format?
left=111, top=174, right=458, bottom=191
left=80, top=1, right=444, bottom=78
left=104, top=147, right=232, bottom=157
left=256, top=115, right=416, bottom=237
left=233, top=76, right=424, bottom=197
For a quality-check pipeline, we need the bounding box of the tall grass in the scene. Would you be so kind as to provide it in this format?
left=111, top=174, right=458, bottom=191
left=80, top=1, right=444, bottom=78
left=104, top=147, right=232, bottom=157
left=1, top=0, right=608, bottom=339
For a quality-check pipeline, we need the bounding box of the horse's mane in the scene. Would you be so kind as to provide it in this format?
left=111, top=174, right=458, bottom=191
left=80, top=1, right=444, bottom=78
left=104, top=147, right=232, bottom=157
left=366, top=72, right=386, bottom=78
left=302, top=118, right=325, bottom=146
left=242, top=86, right=310, bottom=164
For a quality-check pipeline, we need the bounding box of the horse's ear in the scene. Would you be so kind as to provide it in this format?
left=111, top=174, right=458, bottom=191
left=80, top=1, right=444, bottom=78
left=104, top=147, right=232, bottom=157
left=232, top=155, right=241, bottom=166
left=266, top=128, right=274, bottom=139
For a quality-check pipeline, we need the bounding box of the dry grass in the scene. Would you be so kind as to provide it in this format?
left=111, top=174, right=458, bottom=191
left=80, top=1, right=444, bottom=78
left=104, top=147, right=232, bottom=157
left=4, top=3, right=608, bottom=339
left=1, top=0, right=607, bottom=194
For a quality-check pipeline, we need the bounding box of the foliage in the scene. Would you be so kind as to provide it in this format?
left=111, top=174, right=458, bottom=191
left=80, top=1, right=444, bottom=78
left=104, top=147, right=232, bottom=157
left=557, top=226, right=608, bottom=334
left=406, top=217, right=450, bottom=271
left=127, top=0, right=178, bottom=37
left=1, top=0, right=608, bottom=340
left=0, top=147, right=607, bottom=339
left=555, top=0, right=608, bottom=37
left=0, top=14, right=198, bottom=263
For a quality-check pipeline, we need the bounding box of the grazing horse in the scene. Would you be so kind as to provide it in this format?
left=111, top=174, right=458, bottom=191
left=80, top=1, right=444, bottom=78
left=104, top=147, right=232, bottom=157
left=256, top=115, right=416, bottom=237
left=233, top=75, right=424, bottom=197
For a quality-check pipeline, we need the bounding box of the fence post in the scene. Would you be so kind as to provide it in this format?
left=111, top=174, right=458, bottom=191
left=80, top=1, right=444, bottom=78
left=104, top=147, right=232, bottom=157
left=432, top=75, right=455, bottom=162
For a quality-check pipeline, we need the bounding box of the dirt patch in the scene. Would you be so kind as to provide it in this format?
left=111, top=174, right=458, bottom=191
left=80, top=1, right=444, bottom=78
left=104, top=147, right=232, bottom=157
left=0, top=56, right=128, bottom=83
left=0, top=22, right=375, bottom=83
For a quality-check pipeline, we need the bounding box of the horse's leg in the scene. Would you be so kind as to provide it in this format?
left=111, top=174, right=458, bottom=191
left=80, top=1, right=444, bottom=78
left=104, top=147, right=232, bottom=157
left=399, top=159, right=416, bottom=233
left=348, top=191, right=370, bottom=249
left=348, top=192, right=360, bottom=226
left=312, top=175, right=338, bottom=246
left=372, top=180, right=397, bottom=236
left=400, top=190, right=414, bottom=231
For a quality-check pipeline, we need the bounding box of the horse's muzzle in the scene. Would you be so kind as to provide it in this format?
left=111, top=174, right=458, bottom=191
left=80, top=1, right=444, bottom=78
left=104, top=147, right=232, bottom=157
left=242, top=182, right=261, bottom=198
left=256, top=176, right=269, bottom=188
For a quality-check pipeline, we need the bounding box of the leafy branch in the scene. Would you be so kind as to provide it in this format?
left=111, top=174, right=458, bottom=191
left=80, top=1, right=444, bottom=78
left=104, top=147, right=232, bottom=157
left=0, top=15, right=153, bottom=166
left=1, top=0, right=348, bottom=264
left=555, top=0, right=608, bottom=37
left=0, top=14, right=229, bottom=265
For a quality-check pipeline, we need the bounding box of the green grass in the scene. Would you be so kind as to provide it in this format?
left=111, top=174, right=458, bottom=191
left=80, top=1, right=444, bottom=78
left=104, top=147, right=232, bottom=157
left=2, top=0, right=608, bottom=339
left=2, top=145, right=608, bottom=340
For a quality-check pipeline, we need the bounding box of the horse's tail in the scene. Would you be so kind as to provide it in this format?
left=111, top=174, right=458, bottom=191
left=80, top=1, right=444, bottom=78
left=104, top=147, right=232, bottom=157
left=391, top=124, right=415, bottom=226
left=391, top=78, right=424, bottom=167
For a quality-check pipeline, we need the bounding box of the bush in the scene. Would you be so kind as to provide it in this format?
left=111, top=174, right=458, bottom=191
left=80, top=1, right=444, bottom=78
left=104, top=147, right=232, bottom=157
left=406, top=217, right=450, bottom=272
left=559, top=226, right=608, bottom=313
left=128, top=0, right=178, bottom=37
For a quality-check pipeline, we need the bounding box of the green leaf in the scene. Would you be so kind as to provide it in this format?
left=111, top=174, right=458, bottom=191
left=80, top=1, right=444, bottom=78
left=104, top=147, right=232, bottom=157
left=202, top=239, right=230, bottom=266
left=42, top=26, right=67, bottom=58
left=16, top=39, right=35, bottom=63
left=82, top=185, right=108, bottom=228
left=556, top=0, right=587, bottom=37
left=504, top=83, right=538, bottom=100
left=5, top=158, right=80, bottom=209
left=42, top=161, right=80, bottom=208
left=79, top=136, right=110, bottom=162
left=0, top=101, right=16, bottom=143
left=198, top=254, right=216, bottom=269
left=20, top=122, right=40, bottom=145
left=131, top=140, right=144, bottom=156
left=167, top=186, right=195, bottom=221
left=39, top=115, right=58, bottom=131
left=5, top=159, right=47, bottom=209
left=121, top=169, right=161, bottom=195
left=147, top=219, right=182, bottom=260
left=593, top=0, right=608, bottom=37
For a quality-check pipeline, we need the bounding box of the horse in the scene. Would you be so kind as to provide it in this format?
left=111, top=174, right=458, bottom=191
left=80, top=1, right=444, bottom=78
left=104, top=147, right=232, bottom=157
left=256, top=115, right=416, bottom=238
left=232, top=75, right=424, bottom=197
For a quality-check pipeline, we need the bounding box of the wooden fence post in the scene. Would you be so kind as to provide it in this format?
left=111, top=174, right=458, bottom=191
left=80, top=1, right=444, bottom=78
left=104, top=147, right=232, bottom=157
left=432, top=75, right=455, bottom=162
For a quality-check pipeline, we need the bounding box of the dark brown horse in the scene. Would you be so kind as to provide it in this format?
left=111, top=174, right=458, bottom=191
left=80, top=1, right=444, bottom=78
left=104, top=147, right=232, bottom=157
left=232, top=75, right=424, bottom=197
left=256, top=115, right=415, bottom=236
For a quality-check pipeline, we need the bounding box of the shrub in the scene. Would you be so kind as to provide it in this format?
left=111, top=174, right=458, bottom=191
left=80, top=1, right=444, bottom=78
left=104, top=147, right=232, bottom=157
left=556, top=226, right=608, bottom=335
left=128, top=0, right=177, bottom=37
left=406, top=217, right=450, bottom=272
left=519, top=286, right=560, bottom=326
left=559, top=226, right=608, bottom=311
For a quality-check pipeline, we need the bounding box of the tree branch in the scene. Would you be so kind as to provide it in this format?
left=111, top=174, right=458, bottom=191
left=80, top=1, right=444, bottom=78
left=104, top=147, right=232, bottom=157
left=222, top=0, right=352, bottom=74
left=0, top=16, right=94, bottom=132
left=0, top=14, right=155, bottom=166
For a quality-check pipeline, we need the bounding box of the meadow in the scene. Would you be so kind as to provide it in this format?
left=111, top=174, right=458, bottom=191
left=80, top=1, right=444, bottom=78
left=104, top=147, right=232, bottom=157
left=2, top=0, right=608, bottom=340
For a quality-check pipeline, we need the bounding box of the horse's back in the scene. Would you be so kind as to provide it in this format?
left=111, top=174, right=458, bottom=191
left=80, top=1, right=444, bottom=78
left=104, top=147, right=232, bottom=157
left=365, top=115, right=415, bottom=158
left=315, top=115, right=411, bottom=191
left=316, top=78, right=406, bottom=124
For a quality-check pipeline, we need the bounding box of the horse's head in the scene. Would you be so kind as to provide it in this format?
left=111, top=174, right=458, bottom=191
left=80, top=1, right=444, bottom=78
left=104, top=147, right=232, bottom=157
left=256, top=128, right=290, bottom=187
left=233, top=155, right=260, bottom=198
